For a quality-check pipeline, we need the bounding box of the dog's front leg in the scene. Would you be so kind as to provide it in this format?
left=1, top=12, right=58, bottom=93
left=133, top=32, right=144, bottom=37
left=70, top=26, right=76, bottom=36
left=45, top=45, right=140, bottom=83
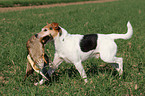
left=47, top=53, right=63, bottom=76
left=74, top=61, right=88, bottom=83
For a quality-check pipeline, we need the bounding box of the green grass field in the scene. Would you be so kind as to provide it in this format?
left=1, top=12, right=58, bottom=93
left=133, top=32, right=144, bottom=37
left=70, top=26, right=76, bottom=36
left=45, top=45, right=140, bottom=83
left=0, top=0, right=96, bottom=7
left=0, top=0, right=145, bottom=95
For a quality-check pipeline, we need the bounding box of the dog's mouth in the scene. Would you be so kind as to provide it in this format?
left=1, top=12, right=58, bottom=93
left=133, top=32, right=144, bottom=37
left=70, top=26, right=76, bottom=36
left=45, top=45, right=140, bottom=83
left=41, top=35, right=53, bottom=44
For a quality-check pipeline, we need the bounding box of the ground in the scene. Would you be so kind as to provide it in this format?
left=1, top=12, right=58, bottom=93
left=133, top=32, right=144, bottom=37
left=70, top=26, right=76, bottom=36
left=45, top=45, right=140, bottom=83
left=0, top=0, right=116, bottom=12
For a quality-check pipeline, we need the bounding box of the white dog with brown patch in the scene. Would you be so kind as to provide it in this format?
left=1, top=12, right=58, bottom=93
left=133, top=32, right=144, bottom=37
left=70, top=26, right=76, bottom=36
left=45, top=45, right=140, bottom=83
left=35, top=22, right=133, bottom=85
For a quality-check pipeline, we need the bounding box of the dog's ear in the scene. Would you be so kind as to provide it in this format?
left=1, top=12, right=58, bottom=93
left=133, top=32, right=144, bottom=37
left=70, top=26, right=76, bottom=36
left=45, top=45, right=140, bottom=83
left=51, top=22, right=61, bottom=36
left=52, top=22, right=59, bottom=30
left=47, top=22, right=49, bottom=25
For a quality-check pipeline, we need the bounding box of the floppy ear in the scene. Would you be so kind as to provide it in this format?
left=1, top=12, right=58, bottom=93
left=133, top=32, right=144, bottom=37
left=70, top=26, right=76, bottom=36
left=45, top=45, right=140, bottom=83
left=51, top=22, right=62, bottom=36
left=52, top=22, right=59, bottom=30
left=47, top=22, right=49, bottom=25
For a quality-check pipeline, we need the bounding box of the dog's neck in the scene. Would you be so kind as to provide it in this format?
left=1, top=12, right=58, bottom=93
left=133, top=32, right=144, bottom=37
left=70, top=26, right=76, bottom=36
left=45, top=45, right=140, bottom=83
left=54, top=27, right=69, bottom=42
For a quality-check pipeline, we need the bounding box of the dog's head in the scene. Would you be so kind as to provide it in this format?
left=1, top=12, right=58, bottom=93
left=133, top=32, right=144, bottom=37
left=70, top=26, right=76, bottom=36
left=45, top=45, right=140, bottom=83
left=36, top=22, right=61, bottom=44
left=38, top=22, right=61, bottom=39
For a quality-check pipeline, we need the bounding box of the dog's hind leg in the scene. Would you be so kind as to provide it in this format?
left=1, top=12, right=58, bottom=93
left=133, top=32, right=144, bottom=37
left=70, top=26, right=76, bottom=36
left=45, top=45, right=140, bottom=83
left=100, top=54, right=123, bottom=75
left=111, top=57, right=123, bottom=75
left=99, top=46, right=123, bottom=75
left=99, top=39, right=123, bottom=75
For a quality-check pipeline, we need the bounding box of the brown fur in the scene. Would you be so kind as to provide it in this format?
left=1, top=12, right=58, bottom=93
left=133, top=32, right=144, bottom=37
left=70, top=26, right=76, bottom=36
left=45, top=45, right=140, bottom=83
left=41, top=23, right=61, bottom=38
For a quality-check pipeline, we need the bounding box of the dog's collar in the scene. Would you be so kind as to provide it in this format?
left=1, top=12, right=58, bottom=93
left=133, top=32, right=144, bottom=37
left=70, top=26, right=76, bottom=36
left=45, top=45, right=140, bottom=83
left=59, top=27, right=68, bottom=41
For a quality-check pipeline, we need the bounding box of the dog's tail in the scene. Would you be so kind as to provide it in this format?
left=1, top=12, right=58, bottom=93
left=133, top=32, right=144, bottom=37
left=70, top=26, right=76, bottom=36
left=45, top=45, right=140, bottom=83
left=107, top=21, right=133, bottom=40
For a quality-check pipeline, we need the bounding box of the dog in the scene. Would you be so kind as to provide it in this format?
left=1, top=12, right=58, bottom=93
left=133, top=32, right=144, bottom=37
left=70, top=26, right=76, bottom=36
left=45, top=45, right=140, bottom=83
left=34, top=22, right=133, bottom=85
left=24, top=28, right=53, bottom=85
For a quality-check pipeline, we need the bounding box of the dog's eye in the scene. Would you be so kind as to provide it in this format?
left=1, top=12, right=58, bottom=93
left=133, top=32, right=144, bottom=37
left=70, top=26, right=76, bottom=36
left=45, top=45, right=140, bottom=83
left=50, top=27, right=53, bottom=30
left=44, top=29, right=47, bottom=31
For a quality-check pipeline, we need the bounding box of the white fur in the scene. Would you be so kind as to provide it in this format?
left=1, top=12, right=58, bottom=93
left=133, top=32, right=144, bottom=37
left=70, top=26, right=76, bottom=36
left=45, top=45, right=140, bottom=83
left=35, top=21, right=133, bottom=85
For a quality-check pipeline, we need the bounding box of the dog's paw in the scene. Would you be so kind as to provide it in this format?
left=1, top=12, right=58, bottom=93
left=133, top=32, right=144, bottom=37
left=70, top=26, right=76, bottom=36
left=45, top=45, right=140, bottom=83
left=84, top=79, right=88, bottom=83
left=119, top=70, right=123, bottom=76
left=34, top=82, right=43, bottom=86
left=34, top=81, right=44, bottom=86
left=34, top=79, right=46, bottom=86
left=34, top=82, right=39, bottom=86
left=83, top=79, right=88, bottom=85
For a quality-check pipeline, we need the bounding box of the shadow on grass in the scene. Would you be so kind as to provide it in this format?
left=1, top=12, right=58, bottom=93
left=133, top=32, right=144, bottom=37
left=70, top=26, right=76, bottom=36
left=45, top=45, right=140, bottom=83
left=44, top=63, right=126, bottom=85
left=23, top=62, right=126, bottom=85
left=86, top=63, right=119, bottom=77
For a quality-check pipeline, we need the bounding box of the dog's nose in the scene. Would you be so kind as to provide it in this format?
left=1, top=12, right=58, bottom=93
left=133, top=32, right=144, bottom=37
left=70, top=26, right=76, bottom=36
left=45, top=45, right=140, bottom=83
left=35, top=34, right=38, bottom=38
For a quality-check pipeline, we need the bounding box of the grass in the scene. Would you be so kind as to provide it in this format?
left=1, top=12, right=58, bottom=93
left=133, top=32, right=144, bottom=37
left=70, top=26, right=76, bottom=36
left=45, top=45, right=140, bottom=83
left=0, top=0, right=96, bottom=7
left=0, top=0, right=145, bottom=95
